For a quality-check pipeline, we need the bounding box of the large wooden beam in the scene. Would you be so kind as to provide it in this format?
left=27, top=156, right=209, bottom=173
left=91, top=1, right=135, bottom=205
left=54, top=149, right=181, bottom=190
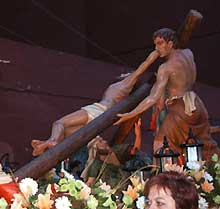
left=177, top=9, right=203, bottom=48
left=112, top=9, right=203, bottom=145
left=14, top=10, right=203, bottom=180
left=14, top=83, right=152, bottom=179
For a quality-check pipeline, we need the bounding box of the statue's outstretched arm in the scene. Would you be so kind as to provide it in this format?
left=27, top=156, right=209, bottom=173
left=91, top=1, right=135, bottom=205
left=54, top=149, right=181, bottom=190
left=120, top=50, right=159, bottom=87
left=115, top=64, right=169, bottom=125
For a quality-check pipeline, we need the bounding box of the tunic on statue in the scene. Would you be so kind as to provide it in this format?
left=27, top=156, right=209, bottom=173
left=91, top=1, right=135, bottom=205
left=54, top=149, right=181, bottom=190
left=87, top=144, right=131, bottom=187
left=154, top=91, right=220, bottom=160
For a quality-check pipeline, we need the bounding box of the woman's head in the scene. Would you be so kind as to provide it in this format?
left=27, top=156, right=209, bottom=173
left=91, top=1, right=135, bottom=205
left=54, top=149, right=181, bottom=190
left=144, top=171, right=198, bottom=209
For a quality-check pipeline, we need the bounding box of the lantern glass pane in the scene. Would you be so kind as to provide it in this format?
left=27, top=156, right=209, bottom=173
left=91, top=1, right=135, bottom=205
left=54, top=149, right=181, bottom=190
left=161, top=157, right=172, bottom=172
left=139, top=171, right=144, bottom=182
left=198, top=147, right=203, bottom=161
left=187, top=147, right=198, bottom=162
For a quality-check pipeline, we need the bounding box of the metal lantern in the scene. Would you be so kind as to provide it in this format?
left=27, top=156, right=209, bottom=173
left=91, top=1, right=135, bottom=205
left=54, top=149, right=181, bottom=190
left=180, top=128, right=203, bottom=165
left=154, top=136, right=180, bottom=172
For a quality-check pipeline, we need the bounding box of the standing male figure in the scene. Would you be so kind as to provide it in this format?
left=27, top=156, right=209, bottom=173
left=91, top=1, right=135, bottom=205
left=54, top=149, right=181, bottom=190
left=31, top=50, right=159, bottom=156
left=115, top=28, right=220, bottom=160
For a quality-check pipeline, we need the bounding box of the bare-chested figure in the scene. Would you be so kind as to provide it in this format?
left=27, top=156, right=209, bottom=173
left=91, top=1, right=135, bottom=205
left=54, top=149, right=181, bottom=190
left=31, top=50, right=159, bottom=156
left=115, top=28, right=220, bottom=161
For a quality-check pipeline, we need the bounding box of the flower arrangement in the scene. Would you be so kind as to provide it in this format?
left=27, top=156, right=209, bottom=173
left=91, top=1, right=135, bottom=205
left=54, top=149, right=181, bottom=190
left=0, top=170, right=147, bottom=209
left=165, top=153, right=220, bottom=209
left=186, top=154, right=220, bottom=209
left=2, top=154, right=220, bottom=209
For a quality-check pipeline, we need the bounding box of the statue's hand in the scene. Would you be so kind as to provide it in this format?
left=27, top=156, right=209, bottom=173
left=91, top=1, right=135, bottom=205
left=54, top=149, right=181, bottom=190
left=134, top=118, right=142, bottom=136
left=114, top=112, right=135, bottom=125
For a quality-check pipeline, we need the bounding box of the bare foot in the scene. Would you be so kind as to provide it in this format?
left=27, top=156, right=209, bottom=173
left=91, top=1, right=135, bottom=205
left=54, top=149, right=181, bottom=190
left=31, top=139, right=57, bottom=156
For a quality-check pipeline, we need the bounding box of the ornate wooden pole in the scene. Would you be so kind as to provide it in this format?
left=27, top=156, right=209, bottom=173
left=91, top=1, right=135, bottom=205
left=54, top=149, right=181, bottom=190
left=14, top=10, right=203, bottom=180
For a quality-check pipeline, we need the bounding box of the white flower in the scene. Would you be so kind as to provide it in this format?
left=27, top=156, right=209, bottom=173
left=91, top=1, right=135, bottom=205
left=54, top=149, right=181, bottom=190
left=136, top=196, right=146, bottom=209
left=99, top=180, right=111, bottom=192
left=203, top=171, right=213, bottom=182
left=10, top=199, right=25, bottom=209
left=19, top=178, right=38, bottom=198
left=46, top=184, right=53, bottom=195
left=198, top=196, right=209, bottom=209
left=55, top=196, right=72, bottom=209
left=60, top=168, right=75, bottom=180
left=11, top=194, right=28, bottom=209
left=187, top=161, right=202, bottom=171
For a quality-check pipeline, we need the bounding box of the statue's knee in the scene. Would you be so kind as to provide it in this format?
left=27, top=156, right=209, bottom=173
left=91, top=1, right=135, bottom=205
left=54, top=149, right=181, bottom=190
left=53, top=121, right=65, bottom=130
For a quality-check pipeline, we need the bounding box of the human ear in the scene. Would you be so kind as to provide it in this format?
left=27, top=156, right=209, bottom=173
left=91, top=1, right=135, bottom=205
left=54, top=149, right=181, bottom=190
left=168, top=41, right=174, bottom=49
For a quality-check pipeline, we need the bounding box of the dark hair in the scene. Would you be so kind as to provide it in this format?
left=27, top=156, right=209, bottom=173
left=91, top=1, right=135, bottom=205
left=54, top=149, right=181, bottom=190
left=153, top=28, right=178, bottom=48
left=144, top=171, right=198, bottom=209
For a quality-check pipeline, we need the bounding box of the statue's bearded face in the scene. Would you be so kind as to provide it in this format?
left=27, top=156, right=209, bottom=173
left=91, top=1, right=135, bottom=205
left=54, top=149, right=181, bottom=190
left=96, top=139, right=111, bottom=155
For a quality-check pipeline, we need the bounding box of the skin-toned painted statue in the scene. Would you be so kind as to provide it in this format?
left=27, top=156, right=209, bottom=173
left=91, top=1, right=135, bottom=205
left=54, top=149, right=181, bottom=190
left=115, top=28, right=220, bottom=161
left=31, top=50, right=159, bottom=156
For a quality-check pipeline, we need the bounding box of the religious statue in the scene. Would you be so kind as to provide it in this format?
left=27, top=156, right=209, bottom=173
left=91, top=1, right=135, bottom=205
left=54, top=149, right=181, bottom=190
left=115, top=28, right=220, bottom=161
left=31, top=50, right=159, bottom=156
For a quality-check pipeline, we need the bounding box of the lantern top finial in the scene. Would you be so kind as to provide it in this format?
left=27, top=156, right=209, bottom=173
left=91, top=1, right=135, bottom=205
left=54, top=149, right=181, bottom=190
left=163, top=136, right=169, bottom=148
left=181, top=128, right=204, bottom=148
left=188, top=128, right=193, bottom=138
left=154, top=136, right=179, bottom=157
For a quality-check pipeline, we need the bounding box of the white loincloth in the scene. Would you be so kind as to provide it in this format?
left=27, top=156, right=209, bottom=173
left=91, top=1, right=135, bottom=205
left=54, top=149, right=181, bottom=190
left=166, top=91, right=197, bottom=116
left=81, top=103, right=108, bottom=123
